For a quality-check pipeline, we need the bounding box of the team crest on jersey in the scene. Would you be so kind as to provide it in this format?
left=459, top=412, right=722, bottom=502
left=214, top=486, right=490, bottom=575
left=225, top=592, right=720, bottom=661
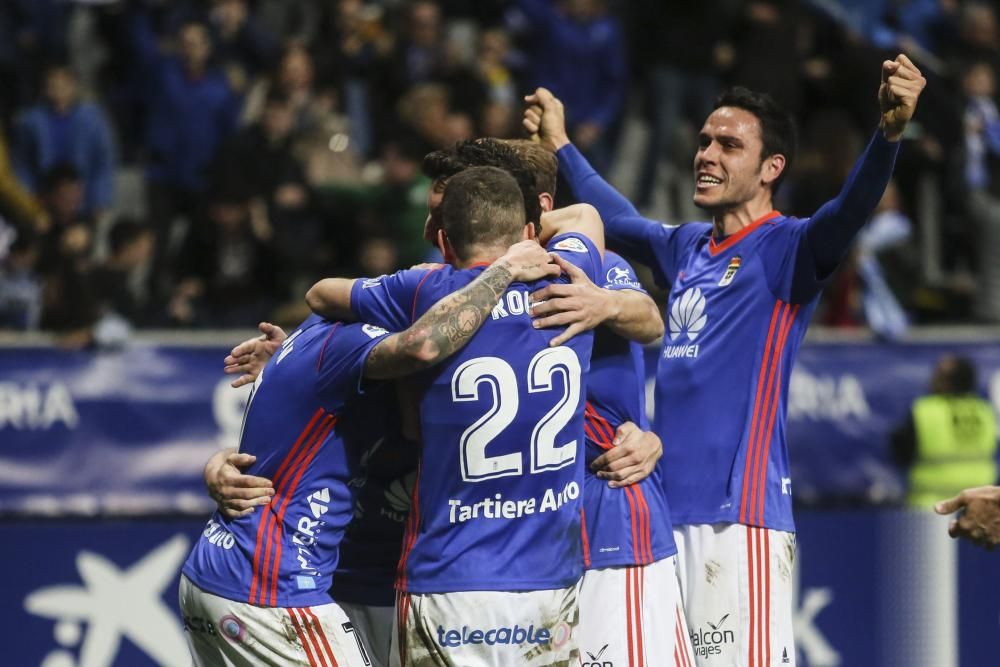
left=552, top=237, right=587, bottom=253
left=719, top=255, right=741, bottom=287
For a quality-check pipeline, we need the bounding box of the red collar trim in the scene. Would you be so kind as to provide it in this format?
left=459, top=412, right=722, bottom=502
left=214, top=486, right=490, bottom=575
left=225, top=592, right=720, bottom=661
left=709, top=210, right=781, bottom=256
left=468, top=261, right=491, bottom=268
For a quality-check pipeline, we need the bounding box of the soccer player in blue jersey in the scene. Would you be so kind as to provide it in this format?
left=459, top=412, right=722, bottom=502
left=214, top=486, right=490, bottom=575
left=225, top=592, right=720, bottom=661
left=500, top=139, right=696, bottom=665
left=307, top=166, right=606, bottom=666
left=524, top=55, right=926, bottom=666
left=178, top=238, right=560, bottom=666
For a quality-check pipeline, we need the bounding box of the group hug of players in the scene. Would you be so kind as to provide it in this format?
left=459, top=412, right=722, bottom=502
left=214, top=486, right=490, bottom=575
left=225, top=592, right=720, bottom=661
left=177, top=55, right=926, bottom=667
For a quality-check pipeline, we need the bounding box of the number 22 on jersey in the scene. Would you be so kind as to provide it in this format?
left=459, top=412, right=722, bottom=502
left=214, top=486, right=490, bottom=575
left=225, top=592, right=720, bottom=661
left=451, top=347, right=582, bottom=482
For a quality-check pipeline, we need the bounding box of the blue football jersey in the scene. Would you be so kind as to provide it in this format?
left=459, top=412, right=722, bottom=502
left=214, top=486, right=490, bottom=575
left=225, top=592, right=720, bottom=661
left=329, top=406, right=417, bottom=607
left=641, top=212, right=821, bottom=532
left=350, top=234, right=601, bottom=593
left=182, top=316, right=390, bottom=607
left=582, top=252, right=676, bottom=569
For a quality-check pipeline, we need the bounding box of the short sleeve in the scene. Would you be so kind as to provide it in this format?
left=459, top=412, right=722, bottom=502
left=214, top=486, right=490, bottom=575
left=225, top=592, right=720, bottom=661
left=547, top=232, right=602, bottom=284
left=600, top=252, right=647, bottom=294
left=759, top=218, right=826, bottom=304
left=350, top=268, right=434, bottom=332
left=315, top=322, right=390, bottom=410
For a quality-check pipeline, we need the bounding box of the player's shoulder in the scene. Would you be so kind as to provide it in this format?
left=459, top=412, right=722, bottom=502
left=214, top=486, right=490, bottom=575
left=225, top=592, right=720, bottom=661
left=548, top=233, right=596, bottom=255
left=757, top=213, right=808, bottom=243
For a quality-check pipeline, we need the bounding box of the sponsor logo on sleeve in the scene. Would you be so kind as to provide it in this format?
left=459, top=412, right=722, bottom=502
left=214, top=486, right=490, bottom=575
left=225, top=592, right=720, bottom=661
left=604, top=266, right=642, bottom=290
left=362, top=324, right=388, bottom=339
left=552, top=237, right=588, bottom=253
left=361, top=277, right=384, bottom=289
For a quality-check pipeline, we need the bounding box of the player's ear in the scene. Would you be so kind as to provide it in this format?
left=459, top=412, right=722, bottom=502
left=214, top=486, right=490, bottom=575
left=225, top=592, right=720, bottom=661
left=538, top=193, right=554, bottom=213
left=761, top=153, right=786, bottom=188
left=438, top=229, right=459, bottom=264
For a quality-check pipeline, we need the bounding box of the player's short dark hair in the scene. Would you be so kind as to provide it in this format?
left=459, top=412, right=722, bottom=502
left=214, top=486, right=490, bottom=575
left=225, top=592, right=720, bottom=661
left=423, top=139, right=542, bottom=232
left=714, top=87, right=797, bottom=192
left=440, top=166, right=525, bottom=261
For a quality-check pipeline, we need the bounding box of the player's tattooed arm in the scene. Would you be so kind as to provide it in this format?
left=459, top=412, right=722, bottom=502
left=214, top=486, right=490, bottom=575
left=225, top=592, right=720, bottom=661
left=364, top=240, right=560, bottom=379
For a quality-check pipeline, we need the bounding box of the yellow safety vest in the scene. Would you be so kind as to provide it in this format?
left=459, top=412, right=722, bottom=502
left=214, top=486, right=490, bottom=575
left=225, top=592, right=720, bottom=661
left=908, top=395, right=998, bottom=509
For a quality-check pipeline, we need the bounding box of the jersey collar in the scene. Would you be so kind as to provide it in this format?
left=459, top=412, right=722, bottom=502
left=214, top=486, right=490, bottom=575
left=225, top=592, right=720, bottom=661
left=709, top=210, right=781, bottom=256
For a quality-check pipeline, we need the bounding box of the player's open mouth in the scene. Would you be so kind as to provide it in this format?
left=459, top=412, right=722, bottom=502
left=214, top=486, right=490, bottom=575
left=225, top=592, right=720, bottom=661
left=696, top=174, right=723, bottom=188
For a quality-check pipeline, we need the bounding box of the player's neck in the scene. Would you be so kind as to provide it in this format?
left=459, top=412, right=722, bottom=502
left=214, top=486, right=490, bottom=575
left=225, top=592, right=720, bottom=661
left=454, top=247, right=505, bottom=269
left=712, top=194, right=775, bottom=238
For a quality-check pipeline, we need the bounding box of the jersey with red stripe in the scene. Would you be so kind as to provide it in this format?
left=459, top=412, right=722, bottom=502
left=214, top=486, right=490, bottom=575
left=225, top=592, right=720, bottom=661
left=350, top=233, right=601, bottom=593
left=182, top=316, right=390, bottom=607
left=637, top=212, right=820, bottom=531
left=582, top=252, right=676, bottom=569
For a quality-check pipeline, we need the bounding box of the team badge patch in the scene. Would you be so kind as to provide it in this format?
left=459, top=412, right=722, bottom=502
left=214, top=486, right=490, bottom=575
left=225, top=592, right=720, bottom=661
left=719, top=256, right=741, bottom=287
left=552, top=237, right=588, bottom=253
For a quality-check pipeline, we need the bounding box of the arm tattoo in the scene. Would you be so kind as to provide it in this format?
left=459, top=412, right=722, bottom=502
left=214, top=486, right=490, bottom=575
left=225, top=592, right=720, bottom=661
left=364, top=261, right=515, bottom=379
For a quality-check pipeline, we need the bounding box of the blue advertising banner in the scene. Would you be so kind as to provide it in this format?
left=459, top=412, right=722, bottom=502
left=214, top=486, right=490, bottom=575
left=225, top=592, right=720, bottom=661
left=3, top=337, right=1000, bottom=513
left=644, top=338, right=1000, bottom=503
left=2, top=513, right=996, bottom=667
left=0, top=345, right=249, bottom=515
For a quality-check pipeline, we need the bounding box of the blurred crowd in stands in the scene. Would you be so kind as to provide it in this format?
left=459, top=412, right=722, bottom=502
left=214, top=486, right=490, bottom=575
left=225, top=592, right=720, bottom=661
left=0, top=0, right=998, bottom=345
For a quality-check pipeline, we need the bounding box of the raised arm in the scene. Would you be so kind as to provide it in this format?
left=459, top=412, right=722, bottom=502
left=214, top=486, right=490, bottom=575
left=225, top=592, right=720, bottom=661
left=363, top=240, right=559, bottom=379
left=803, top=55, right=925, bottom=283
left=525, top=87, right=660, bottom=266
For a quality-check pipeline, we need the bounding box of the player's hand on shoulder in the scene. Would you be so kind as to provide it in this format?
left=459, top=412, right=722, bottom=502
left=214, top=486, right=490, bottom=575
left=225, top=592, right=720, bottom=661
left=590, top=422, right=663, bottom=488
left=530, top=254, right=612, bottom=346
left=878, top=54, right=926, bottom=142
left=224, top=322, right=287, bottom=388
left=206, top=451, right=275, bottom=519
left=498, top=239, right=561, bottom=283
left=523, top=87, right=571, bottom=152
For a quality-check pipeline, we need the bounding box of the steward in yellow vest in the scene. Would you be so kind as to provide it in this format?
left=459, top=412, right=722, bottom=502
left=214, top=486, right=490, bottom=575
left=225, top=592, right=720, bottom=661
left=892, top=356, right=998, bottom=509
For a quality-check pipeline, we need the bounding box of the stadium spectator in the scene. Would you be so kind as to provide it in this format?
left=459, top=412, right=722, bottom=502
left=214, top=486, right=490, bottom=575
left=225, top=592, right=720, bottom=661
left=36, top=164, right=90, bottom=273
left=892, top=355, right=998, bottom=509
left=961, top=61, right=1000, bottom=322
left=13, top=63, right=115, bottom=216
left=91, top=218, right=155, bottom=327
left=629, top=0, right=730, bottom=211
left=130, top=9, right=241, bottom=282
left=170, top=187, right=277, bottom=328
left=207, top=0, right=279, bottom=92
left=516, top=0, right=627, bottom=174
left=0, top=226, right=43, bottom=330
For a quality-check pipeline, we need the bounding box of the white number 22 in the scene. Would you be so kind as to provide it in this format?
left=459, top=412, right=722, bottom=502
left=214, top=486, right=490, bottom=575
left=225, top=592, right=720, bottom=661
left=451, top=347, right=581, bottom=482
